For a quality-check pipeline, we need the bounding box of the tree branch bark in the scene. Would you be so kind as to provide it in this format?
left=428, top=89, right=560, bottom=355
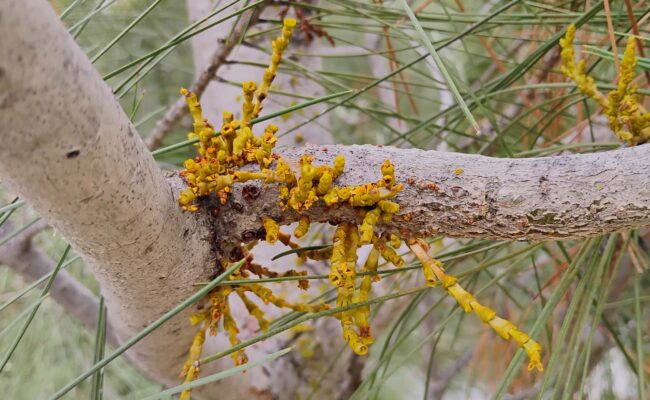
left=207, top=143, right=650, bottom=253
left=0, top=0, right=217, bottom=389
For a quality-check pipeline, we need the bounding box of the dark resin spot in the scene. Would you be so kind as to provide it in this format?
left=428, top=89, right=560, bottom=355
left=66, top=150, right=80, bottom=159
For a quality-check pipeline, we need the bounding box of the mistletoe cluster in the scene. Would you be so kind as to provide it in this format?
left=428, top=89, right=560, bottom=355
left=560, top=24, right=649, bottom=145
left=175, top=18, right=542, bottom=400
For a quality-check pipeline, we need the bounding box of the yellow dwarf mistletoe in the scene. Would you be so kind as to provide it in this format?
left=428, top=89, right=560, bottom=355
left=409, top=240, right=543, bottom=372
left=176, top=18, right=543, bottom=398
left=560, top=25, right=649, bottom=145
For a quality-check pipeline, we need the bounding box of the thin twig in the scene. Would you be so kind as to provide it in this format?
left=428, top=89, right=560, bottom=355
left=622, top=0, right=650, bottom=86
left=603, top=0, right=620, bottom=73
left=0, top=221, right=120, bottom=347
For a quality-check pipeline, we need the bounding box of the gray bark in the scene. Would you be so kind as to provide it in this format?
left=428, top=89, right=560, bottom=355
left=208, top=143, right=650, bottom=252
left=0, top=0, right=216, bottom=389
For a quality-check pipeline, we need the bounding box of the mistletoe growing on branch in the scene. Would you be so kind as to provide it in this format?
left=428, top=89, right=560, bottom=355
left=175, top=18, right=543, bottom=400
